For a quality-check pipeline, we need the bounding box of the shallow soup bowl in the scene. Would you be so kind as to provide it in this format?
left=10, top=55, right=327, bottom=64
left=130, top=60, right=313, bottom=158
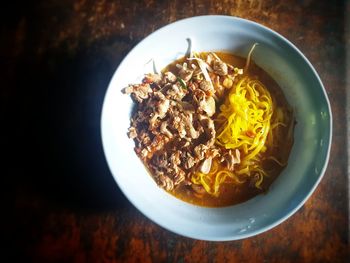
left=101, top=16, right=332, bottom=241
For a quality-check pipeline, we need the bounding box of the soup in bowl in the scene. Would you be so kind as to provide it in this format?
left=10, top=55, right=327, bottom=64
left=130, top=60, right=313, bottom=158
left=101, top=16, right=331, bottom=241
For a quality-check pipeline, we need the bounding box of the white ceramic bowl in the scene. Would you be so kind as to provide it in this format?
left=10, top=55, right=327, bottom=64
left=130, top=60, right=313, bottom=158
left=101, top=16, right=332, bottom=241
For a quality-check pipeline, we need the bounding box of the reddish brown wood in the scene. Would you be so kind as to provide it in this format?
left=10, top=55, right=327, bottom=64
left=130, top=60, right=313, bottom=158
left=7, top=0, right=348, bottom=262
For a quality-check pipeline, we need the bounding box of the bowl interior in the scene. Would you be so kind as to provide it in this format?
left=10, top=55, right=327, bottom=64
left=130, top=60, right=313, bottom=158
left=101, top=16, right=331, bottom=241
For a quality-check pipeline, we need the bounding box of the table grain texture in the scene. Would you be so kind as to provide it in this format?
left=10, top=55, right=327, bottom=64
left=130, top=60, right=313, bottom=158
left=5, top=0, right=349, bottom=262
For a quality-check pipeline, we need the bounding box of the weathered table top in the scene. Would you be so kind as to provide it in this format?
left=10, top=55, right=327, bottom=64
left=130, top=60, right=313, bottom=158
left=7, top=0, right=348, bottom=262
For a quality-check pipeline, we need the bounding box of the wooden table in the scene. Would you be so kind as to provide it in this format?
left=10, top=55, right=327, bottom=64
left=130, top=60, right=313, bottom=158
left=7, top=0, right=348, bottom=262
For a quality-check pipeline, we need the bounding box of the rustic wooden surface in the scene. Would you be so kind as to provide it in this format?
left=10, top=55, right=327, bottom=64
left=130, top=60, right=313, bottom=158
left=5, top=0, right=348, bottom=262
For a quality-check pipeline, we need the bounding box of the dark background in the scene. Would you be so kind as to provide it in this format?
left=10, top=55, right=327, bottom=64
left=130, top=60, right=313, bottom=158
left=4, top=0, right=348, bottom=262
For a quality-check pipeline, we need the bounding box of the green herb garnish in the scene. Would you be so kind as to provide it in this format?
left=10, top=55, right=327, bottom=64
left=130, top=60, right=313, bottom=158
left=177, top=77, right=187, bottom=89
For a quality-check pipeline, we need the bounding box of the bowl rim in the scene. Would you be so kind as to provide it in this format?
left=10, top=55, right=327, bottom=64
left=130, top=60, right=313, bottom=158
left=101, top=15, right=332, bottom=241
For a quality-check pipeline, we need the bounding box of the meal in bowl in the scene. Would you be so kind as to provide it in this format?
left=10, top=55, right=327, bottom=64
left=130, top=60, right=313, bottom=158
left=123, top=46, right=295, bottom=207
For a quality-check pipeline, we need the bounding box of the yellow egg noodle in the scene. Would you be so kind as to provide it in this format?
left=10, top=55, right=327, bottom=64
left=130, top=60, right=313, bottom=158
left=191, top=74, right=288, bottom=196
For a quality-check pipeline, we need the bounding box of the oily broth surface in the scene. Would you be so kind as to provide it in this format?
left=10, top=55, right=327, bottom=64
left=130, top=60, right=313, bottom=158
left=160, top=52, right=293, bottom=207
